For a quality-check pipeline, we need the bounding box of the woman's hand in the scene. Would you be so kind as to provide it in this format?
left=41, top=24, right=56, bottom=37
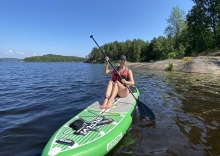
left=121, top=79, right=127, bottom=84
left=104, top=56, right=112, bottom=74
left=105, top=56, right=109, bottom=63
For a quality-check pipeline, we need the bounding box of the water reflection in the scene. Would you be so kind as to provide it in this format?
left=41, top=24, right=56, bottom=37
left=110, top=70, right=220, bottom=156
left=2, top=62, right=219, bottom=155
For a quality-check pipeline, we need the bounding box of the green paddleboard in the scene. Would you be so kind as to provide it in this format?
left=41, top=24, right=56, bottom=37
left=42, top=86, right=140, bottom=156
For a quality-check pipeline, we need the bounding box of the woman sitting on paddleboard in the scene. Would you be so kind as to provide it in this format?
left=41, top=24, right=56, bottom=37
left=100, top=55, right=135, bottom=109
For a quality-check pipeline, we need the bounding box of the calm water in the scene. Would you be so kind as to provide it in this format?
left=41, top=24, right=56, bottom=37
left=0, top=62, right=219, bottom=156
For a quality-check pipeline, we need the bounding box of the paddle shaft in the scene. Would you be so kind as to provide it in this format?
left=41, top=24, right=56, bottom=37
left=90, top=35, right=137, bottom=100
left=90, top=35, right=155, bottom=120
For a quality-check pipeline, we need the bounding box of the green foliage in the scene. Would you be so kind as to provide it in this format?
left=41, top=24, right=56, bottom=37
left=175, top=44, right=186, bottom=59
left=165, top=7, right=186, bottom=38
left=89, top=39, right=148, bottom=62
left=87, top=3, right=219, bottom=63
left=165, top=7, right=186, bottom=55
left=168, top=62, right=174, bottom=71
left=186, top=0, right=220, bottom=51
left=168, top=52, right=176, bottom=59
left=182, top=57, right=193, bottom=62
left=185, top=5, right=215, bottom=53
left=23, top=54, right=86, bottom=62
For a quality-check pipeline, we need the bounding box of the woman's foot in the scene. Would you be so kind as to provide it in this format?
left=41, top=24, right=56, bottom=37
left=100, top=96, right=109, bottom=109
left=105, top=103, right=113, bottom=109
left=105, top=98, right=114, bottom=109
left=100, top=104, right=106, bottom=109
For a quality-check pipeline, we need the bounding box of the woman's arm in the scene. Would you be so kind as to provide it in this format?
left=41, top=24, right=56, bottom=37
left=104, top=57, right=114, bottom=74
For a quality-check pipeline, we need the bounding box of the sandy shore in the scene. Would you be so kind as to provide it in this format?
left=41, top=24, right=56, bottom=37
left=127, top=55, right=220, bottom=74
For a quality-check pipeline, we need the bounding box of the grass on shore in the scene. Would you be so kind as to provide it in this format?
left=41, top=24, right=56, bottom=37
left=182, top=57, right=194, bottom=62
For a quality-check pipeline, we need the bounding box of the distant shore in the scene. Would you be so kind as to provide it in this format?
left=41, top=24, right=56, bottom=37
left=127, top=53, right=220, bottom=74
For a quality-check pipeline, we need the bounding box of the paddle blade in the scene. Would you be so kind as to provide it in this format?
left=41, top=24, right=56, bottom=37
left=136, top=99, right=155, bottom=120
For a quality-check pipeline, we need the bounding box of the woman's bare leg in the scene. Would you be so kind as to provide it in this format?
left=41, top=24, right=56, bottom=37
left=100, top=80, right=114, bottom=109
left=117, top=82, right=129, bottom=98
left=105, top=81, right=119, bottom=109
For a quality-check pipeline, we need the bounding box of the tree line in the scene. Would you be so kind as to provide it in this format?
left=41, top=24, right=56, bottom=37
left=23, top=54, right=86, bottom=62
left=87, top=0, right=220, bottom=63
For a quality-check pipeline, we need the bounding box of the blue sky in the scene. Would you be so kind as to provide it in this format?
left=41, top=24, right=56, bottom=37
left=0, top=0, right=194, bottom=59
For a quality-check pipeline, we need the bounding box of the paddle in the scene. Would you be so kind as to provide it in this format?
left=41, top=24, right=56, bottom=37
left=90, top=35, right=155, bottom=120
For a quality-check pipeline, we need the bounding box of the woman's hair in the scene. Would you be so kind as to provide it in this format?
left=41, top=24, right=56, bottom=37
left=119, top=55, right=126, bottom=61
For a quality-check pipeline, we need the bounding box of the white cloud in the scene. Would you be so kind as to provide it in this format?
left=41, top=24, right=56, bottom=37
left=16, top=51, right=25, bottom=55
left=1, top=50, right=27, bottom=59
left=32, top=53, right=45, bottom=56
left=8, top=50, right=13, bottom=54
left=1, top=50, right=46, bottom=59
left=3, top=49, right=13, bottom=55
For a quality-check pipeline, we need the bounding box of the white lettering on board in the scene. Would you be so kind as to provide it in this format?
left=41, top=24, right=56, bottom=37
left=107, top=132, right=123, bottom=151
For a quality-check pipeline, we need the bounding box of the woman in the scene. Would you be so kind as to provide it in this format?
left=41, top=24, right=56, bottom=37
left=100, top=55, right=135, bottom=109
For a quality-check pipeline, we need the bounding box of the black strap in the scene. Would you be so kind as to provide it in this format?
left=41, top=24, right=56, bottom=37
left=56, top=138, right=75, bottom=146
left=69, top=119, right=85, bottom=130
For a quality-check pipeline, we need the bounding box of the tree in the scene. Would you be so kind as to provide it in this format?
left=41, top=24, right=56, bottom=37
left=130, top=39, right=145, bottom=62
left=124, top=40, right=132, bottom=61
left=186, top=5, right=214, bottom=53
left=192, top=0, right=220, bottom=48
left=23, top=54, right=86, bottom=62
left=140, top=41, right=149, bottom=62
left=165, top=7, right=186, bottom=55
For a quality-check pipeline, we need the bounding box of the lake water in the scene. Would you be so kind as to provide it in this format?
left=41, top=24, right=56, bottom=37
left=0, top=62, right=219, bottom=156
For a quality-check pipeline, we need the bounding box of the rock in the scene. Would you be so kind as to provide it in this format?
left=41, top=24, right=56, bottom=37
left=180, top=56, right=220, bottom=74
left=127, top=56, right=220, bottom=74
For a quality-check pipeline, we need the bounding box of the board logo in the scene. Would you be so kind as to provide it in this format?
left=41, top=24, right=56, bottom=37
left=107, top=132, right=123, bottom=151
left=73, top=116, right=113, bottom=136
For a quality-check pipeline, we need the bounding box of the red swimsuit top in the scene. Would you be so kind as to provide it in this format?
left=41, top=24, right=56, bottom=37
left=112, top=67, right=129, bottom=83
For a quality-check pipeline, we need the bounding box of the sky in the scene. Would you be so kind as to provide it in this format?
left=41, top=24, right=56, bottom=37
left=0, top=0, right=195, bottom=59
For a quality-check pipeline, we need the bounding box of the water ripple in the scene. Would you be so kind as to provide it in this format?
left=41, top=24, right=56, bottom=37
left=1, top=63, right=220, bottom=156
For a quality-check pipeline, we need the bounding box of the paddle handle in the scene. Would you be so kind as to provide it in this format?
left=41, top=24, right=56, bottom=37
left=90, top=35, right=137, bottom=100
left=90, top=36, right=114, bottom=68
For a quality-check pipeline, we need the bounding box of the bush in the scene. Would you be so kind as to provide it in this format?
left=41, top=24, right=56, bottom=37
left=168, top=62, right=174, bottom=71
left=176, top=44, right=186, bottom=59
left=182, top=57, right=193, bottom=62
left=168, top=52, right=176, bottom=59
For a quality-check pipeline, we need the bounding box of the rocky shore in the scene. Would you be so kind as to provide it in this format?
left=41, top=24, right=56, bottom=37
left=127, top=52, right=220, bottom=74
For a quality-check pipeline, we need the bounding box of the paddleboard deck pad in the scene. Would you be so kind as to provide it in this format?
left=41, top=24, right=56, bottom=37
left=42, top=86, right=140, bottom=156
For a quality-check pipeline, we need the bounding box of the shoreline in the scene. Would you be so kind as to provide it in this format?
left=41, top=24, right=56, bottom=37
left=127, top=55, right=220, bottom=74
